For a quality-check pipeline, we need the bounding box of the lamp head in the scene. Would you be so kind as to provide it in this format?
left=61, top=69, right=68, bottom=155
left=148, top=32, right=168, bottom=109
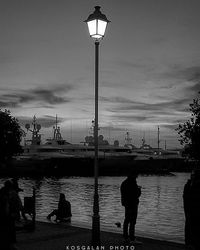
left=85, top=6, right=110, bottom=41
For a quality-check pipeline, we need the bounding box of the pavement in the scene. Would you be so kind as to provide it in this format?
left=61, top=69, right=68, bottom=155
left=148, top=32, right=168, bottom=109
left=16, top=221, right=185, bottom=250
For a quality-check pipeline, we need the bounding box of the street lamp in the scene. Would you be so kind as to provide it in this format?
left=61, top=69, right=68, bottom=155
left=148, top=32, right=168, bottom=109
left=85, top=6, right=110, bottom=246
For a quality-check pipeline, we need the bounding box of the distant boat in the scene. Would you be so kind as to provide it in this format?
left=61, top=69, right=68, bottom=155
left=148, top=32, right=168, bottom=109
left=7, top=116, right=137, bottom=175
left=44, top=117, right=137, bottom=160
left=4, top=116, right=186, bottom=177
left=22, top=115, right=76, bottom=160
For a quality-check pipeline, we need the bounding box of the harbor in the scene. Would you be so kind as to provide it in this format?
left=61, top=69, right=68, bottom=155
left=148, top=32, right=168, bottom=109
left=0, top=116, right=192, bottom=177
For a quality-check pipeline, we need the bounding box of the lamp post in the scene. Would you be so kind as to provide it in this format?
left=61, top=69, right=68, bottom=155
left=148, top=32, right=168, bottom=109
left=85, top=6, right=110, bottom=246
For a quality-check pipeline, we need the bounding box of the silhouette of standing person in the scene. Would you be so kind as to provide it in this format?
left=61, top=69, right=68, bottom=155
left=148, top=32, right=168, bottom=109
left=0, top=180, right=18, bottom=250
left=120, top=171, right=142, bottom=244
left=47, top=193, right=72, bottom=222
left=183, top=172, right=193, bottom=247
left=0, top=181, right=11, bottom=250
left=183, top=170, right=200, bottom=250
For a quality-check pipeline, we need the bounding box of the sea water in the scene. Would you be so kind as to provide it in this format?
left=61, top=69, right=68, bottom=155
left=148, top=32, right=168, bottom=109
left=0, top=172, right=190, bottom=243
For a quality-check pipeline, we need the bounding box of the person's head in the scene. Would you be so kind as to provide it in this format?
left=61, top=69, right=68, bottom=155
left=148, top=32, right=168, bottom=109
left=127, top=170, right=139, bottom=180
left=59, top=193, right=65, bottom=201
left=191, top=169, right=200, bottom=181
left=4, top=180, right=13, bottom=191
left=12, top=177, right=19, bottom=183
left=11, top=178, right=23, bottom=192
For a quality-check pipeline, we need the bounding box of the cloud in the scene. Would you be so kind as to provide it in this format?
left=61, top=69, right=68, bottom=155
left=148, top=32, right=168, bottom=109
left=185, top=82, right=200, bottom=95
left=181, top=66, right=200, bottom=85
left=114, top=59, right=156, bottom=73
left=103, top=95, right=190, bottom=113
left=0, top=83, right=74, bottom=108
left=0, top=100, right=20, bottom=108
left=109, top=114, right=154, bottom=123
left=100, top=126, right=127, bottom=132
left=99, top=125, right=124, bottom=134
left=160, top=65, right=200, bottom=88
left=162, top=124, right=179, bottom=131
left=100, top=94, right=192, bottom=127
left=187, top=68, right=200, bottom=83
left=100, top=96, right=138, bottom=104
left=31, top=89, right=68, bottom=105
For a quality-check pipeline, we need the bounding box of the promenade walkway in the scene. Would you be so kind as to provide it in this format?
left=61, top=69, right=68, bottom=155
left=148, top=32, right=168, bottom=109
left=16, top=221, right=185, bottom=250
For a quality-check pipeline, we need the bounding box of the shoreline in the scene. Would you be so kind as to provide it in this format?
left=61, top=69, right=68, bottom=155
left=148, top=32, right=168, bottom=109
left=17, top=220, right=185, bottom=250
left=64, top=220, right=184, bottom=244
left=0, top=157, right=193, bottom=177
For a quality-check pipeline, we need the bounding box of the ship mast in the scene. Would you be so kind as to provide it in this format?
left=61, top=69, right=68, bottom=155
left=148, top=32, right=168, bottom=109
left=53, top=115, right=62, bottom=141
left=25, top=115, right=41, bottom=145
left=125, top=131, right=132, bottom=146
left=142, top=131, right=146, bottom=147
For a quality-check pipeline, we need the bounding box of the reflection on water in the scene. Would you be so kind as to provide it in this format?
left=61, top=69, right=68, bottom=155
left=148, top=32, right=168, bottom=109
left=0, top=173, right=190, bottom=242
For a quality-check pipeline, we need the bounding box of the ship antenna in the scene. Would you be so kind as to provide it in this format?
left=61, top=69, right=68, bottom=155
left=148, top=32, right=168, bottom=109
left=125, top=131, right=132, bottom=145
left=142, top=131, right=145, bottom=146
left=158, top=126, right=160, bottom=153
left=53, top=115, right=63, bottom=141
left=56, top=114, right=58, bottom=130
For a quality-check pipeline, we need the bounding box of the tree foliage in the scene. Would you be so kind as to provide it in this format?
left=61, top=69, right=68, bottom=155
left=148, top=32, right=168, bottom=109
left=0, top=109, right=24, bottom=162
left=176, top=93, right=200, bottom=160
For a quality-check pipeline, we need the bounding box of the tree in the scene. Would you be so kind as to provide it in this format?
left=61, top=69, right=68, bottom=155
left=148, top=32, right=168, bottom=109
left=176, top=93, right=200, bottom=161
left=0, top=109, right=24, bottom=162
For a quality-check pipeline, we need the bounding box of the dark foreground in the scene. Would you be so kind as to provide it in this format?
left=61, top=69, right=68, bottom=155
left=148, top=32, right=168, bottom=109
left=16, top=221, right=185, bottom=250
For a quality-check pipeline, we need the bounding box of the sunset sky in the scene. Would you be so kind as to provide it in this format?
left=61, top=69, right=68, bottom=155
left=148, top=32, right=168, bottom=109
left=0, top=0, right=200, bottom=148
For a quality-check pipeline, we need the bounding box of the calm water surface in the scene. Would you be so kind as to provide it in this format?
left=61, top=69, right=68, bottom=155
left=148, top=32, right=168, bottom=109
left=0, top=173, right=190, bottom=242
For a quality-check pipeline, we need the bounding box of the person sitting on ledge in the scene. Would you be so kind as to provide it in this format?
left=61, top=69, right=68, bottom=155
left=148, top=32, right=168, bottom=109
left=47, top=193, right=72, bottom=222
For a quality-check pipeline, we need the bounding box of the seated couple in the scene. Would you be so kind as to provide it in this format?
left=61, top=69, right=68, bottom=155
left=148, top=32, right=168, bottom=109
left=47, top=193, right=72, bottom=222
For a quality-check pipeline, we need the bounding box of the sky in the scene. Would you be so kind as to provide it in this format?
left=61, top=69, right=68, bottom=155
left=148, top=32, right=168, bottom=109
left=0, top=0, right=200, bottom=149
